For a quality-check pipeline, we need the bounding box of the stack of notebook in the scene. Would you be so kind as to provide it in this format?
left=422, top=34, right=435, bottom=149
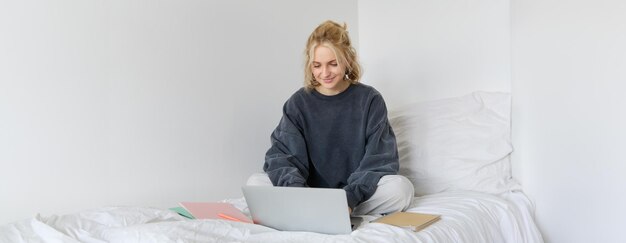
left=170, top=202, right=252, bottom=223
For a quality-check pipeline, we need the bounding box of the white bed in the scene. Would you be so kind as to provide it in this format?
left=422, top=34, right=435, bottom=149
left=0, top=191, right=541, bottom=243
left=0, top=91, right=544, bottom=243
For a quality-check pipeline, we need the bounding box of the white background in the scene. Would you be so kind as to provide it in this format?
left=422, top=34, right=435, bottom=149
left=0, top=0, right=358, bottom=225
left=511, top=0, right=626, bottom=242
left=2, top=0, right=626, bottom=242
left=358, top=0, right=511, bottom=109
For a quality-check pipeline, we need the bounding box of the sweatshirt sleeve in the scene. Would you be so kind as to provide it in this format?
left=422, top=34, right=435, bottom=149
left=343, top=94, right=399, bottom=209
left=263, top=101, right=309, bottom=187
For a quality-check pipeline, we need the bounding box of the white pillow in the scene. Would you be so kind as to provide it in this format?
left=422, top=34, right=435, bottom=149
left=389, top=91, right=521, bottom=196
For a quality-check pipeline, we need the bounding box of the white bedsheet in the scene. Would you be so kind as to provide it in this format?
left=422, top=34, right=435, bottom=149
left=0, top=191, right=543, bottom=243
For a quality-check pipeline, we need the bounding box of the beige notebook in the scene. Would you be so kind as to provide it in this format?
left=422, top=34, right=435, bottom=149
left=373, top=212, right=440, bottom=232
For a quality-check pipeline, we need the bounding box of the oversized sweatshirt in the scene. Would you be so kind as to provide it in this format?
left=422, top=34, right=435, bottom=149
left=263, top=83, right=399, bottom=209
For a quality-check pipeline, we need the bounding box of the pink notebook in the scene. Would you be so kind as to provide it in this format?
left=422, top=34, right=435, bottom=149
left=179, top=202, right=253, bottom=223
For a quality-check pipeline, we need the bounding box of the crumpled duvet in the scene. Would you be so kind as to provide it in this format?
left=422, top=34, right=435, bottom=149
left=0, top=191, right=543, bottom=243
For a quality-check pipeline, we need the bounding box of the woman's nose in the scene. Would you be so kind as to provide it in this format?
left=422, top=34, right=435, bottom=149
left=321, top=67, right=330, bottom=77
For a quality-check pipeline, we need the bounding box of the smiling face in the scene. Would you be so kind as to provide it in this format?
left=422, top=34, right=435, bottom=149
left=311, top=45, right=349, bottom=96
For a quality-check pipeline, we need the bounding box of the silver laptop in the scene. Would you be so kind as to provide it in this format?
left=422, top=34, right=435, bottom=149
left=242, top=186, right=353, bottom=235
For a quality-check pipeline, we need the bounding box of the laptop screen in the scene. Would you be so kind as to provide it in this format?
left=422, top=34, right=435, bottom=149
left=242, top=186, right=352, bottom=235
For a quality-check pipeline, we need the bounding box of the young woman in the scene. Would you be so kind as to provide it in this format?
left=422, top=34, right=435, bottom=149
left=247, top=20, right=414, bottom=216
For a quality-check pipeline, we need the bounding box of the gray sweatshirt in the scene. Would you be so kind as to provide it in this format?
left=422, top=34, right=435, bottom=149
left=263, top=83, right=399, bottom=209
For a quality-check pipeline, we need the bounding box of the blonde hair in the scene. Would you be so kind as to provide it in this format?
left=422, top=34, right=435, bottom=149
left=303, top=20, right=362, bottom=90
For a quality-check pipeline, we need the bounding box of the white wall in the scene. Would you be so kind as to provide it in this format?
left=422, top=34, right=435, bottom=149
left=0, top=0, right=358, bottom=224
left=358, top=0, right=511, bottom=109
left=511, top=0, right=626, bottom=242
